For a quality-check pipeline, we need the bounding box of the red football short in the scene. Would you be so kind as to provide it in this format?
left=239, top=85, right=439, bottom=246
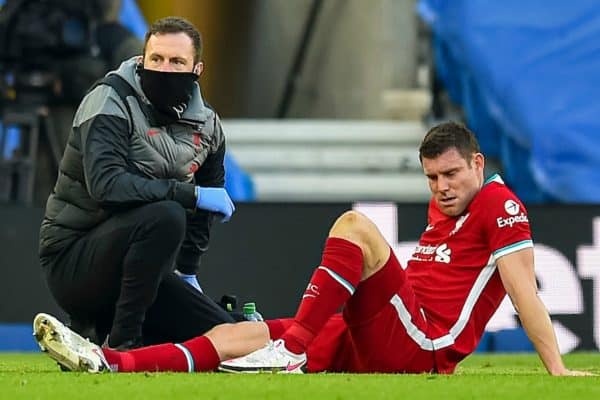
left=268, top=251, right=438, bottom=373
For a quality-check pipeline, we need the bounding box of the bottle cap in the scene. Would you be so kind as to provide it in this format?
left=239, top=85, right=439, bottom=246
left=243, top=302, right=256, bottom=314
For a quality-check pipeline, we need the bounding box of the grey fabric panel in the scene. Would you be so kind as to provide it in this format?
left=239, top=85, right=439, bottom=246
left=127, top=102, right=211, bottom=183
left=73, top=84, right=129, bottom=127
left=111, top=56, right=146, bottom=99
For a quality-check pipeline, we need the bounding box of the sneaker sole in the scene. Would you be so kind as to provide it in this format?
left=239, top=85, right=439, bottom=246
left=33, top=313, right=95, bottom=372
left=218, top=364, right=304, bottom=374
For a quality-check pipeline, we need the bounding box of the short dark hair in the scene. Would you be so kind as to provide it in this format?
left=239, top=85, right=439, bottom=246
left=419, top=121, right=481, bottom=163
left=143, top=16, right=202, bottom=63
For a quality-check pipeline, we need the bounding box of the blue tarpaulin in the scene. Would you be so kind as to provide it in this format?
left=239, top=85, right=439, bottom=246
left=418, top=0, right=600, bottom=203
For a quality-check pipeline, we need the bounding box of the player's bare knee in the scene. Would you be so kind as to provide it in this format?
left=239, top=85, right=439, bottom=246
left=329, top=211, right=371, bottom=245
left=329, top=211, right=390, bottom=277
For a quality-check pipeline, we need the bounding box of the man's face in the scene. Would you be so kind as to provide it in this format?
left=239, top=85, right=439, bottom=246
left=422, top=147, right=484, bottom=217
left=143, top=32, right=203, bottom=74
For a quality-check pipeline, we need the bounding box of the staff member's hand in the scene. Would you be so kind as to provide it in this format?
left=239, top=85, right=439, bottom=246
left=194, top=186, right=235, bottom=222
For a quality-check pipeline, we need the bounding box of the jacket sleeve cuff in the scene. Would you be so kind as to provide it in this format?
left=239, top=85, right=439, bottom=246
left=172, top=182, right=197, bottom=209
left=175, top=255, right=201, bottom=275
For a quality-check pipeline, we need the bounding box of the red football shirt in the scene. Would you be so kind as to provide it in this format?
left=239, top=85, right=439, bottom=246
left=406, top=174, right=533, bottom=372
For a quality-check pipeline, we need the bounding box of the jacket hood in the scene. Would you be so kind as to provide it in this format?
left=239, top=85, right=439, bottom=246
left=108, top=56, right=212, bottom=123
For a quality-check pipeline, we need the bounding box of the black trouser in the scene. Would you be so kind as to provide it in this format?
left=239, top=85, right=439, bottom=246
left=41, top=201, right=234, bottom=347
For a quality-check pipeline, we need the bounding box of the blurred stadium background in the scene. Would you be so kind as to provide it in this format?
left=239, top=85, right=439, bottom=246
left=0, top=0, right=599, bottom=358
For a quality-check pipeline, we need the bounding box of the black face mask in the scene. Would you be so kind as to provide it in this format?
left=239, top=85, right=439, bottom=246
left=137, top=65, right=198, bottom=120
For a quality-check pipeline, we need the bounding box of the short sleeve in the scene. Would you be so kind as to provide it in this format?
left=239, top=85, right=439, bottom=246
left=480, top=185, right=533, bottom=262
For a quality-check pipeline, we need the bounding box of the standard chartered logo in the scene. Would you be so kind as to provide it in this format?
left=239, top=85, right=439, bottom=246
left=435, top=243, right=451, bottom=263
left=497, top=213, right=529, bottom=228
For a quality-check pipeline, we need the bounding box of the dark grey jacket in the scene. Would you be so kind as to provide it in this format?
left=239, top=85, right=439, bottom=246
left=39, top=57, right=225, bottom=274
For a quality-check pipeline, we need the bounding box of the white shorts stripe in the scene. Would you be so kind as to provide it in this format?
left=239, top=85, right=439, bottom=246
left=389, top=261, right=498, bottom=351
left=390, top=295, right=434, bottom=351
left=174, top=343, right=195, bottom=372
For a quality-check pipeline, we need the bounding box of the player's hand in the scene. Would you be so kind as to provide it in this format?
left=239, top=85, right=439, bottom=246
left=564, top=370, right=596, bottom=376
left=194, top=186, right=235, bottom=222
left=553, top=369, right=596, bottom=376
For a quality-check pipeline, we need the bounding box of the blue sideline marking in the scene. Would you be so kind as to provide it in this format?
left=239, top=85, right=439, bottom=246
left=0, top=324, right=39, bottom=352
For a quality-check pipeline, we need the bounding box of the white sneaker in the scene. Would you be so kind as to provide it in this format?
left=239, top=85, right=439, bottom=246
left=33, top=313, right=110, bottom=373
left=219, top=339, right=307, bottom=374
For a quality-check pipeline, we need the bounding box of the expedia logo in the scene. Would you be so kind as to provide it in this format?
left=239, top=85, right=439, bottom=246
left=497, top=213, right=529, bottom=228
left=504, top=199, right=520, bottom=216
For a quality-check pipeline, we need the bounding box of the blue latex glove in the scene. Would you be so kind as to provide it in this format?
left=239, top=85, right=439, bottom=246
left=195, top=186, right=235, bottom=222
left=175, top=271, right=203, bottom=293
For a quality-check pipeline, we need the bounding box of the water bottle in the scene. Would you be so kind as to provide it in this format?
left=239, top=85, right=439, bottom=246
left=243, top=302, right=263, bottom=322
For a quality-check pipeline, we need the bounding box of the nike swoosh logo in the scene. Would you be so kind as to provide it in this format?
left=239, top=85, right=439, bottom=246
left=286, top=360, right=304, bottom=372
left=425, top=224, right=434, bottom=231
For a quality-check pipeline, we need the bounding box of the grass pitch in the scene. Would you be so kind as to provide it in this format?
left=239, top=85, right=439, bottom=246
left=0, top=352, right=598, bottom=399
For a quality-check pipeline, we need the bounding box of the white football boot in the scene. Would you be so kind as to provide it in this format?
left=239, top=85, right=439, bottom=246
left=219, top=339, right=307, bottom=374
left=33, top=313, right=110, bottom=373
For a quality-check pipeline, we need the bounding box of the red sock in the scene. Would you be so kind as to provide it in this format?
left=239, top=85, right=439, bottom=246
left=265, top=319, right=293, bottom=340
left=102, top=348, right=135, bottom=372
left=183, top=336, right=220, bottom=371
left=281, top=237, right=362, bottom=354
left=102, top=336, right=219, bottom=372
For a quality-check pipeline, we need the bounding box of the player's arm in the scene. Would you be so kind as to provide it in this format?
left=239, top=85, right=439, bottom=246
left=497, top=249, right=591, bottom=376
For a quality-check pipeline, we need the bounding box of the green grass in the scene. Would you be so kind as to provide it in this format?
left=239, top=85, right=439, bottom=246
left=0, top=352, right=599, bottom=399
